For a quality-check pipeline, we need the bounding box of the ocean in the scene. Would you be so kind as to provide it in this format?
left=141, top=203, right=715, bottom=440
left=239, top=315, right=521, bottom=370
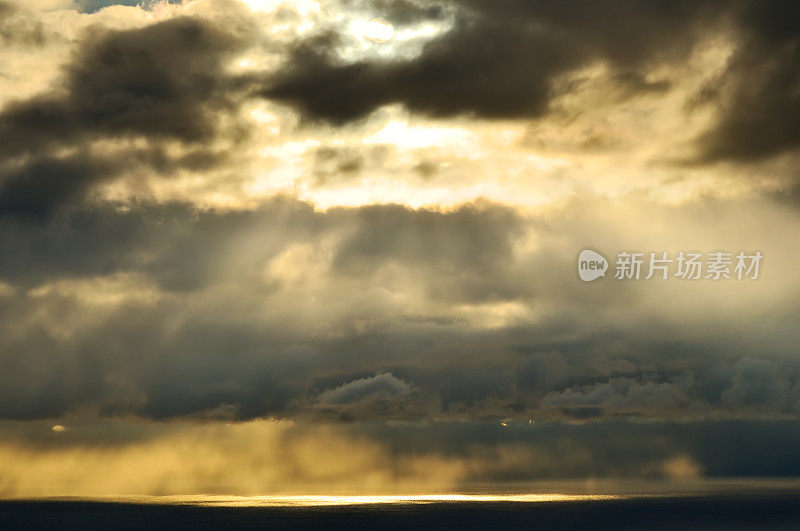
left=3, top=490, right=800, bottom=529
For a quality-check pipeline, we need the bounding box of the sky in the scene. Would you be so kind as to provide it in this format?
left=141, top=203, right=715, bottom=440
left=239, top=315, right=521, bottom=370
left=1, top=0, right=800, bottom=497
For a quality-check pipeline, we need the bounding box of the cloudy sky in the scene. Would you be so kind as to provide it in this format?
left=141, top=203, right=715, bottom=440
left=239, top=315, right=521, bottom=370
left=1, top=0, right=800, bottom=496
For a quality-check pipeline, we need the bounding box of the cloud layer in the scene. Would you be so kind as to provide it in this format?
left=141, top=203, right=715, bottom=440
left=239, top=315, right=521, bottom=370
left=1, top=0, right=800, bottom=492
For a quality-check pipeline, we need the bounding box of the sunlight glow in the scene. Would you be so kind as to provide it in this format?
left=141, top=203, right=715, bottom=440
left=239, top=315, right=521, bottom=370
left=364, top=119, right=473, bottom=149
left=66, top=494, right=619, bottom=507
left=240, top=0, right=320, bottom=15
left=349, top=18, right=394, bottom=43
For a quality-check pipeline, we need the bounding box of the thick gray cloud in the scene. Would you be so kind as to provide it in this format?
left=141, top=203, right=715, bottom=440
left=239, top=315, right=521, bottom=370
left=261, top=0, right=800, bottom=163
left=2, top=0, right=798, bottom=229
left=0, top=195, right=798, bottom=422
left=693, top=1, right=800, bottom=162
left=722, top=357, right=792, bottom=409
left=0, top=199, right=523, bottom=292
left=263, top=0, right=707, bottom=124
left=0, top=15, right=252, bottom=219
left=0, top=16, right=248, bottom=155
left=317, top=373, right=412, bottom=406
left=0, top=1, right=799, bottom=482
left=313, top=372, right=423, bottom=419
left=540, top=376, right=695, bottom=419
left=0, top=199, right=531, bottom=420
left=332, top=202, right=528, bottom=303
left=0, top=154, right=116, bottom=220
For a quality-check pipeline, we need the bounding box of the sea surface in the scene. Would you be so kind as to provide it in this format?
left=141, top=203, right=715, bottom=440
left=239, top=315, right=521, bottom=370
left=3, top=480, right=800, bottom=529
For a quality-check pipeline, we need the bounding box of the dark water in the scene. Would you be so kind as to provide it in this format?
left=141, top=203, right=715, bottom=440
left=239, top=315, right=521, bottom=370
left=3, top=494, right=800, bottom=530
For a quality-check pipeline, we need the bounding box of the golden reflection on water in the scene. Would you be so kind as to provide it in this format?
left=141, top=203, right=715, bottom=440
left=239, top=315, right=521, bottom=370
left=22, top=479, right=800, bottom=506
left=74, top=494, right=618, bottom=507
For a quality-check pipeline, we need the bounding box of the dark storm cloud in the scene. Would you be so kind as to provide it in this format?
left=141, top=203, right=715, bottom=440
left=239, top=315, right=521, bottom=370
left=311, top=372, right=424, bottom=420
left=333, top=202, right=530, bottom=302
left=261, top=0, right=800, bottom=162
left=0, top=198, right=526, bottom=294
left=2, top=195, right=800, bottom=422
left=721, top=357, right=792, bottom=408
left=514, top=351, right=570, bottom=400
left=540, top=376, right=695, bottom=419
left=0, top=15, right=253, bottom=219
left=0, top=198, right=527, bottom=419
left=317, top=373, right=412, bottom=406
left=0, top=16, right=248, bottom=156
left=262, top=0, right=713, bottom=124
left=0, top=198, right=318, bottom=289
left=0, top=154, right=116, bottom=221
left=0, top=144, right=236, bottom=220
left=4, top=291, right=793, bottom=422
left=693, top=1, right=800, bottom=162
left=0, top=194, right=533, bottom=418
